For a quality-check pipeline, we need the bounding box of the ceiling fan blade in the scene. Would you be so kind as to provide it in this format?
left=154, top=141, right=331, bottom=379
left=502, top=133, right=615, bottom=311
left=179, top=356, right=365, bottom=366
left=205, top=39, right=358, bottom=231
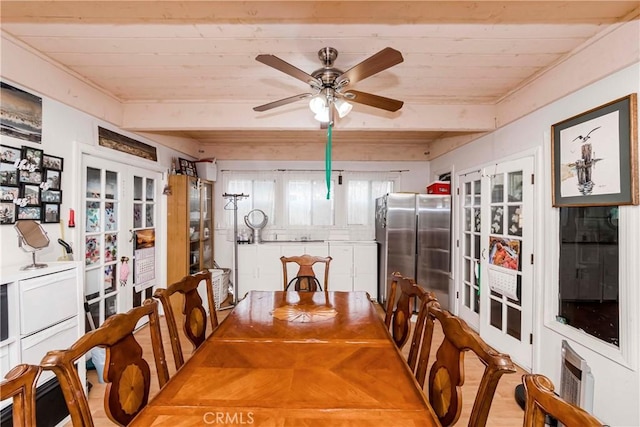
left=336, top=47, right=403, bottom=86
left=256, top=54, right=320, bottom=86
left=253, top=93, right=312, bottom=112
left=344, top=90, right=404, bottom=112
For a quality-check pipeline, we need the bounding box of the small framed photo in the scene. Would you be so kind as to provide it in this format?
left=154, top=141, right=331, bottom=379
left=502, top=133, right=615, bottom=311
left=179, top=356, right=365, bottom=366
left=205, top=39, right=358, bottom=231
left=44, top=169, right=61, bottom=190
left=42, top=154, right=64, bottom=171
left=20, top=146, right=43, bottom=171
left=18, top=169, right=42, bottom=184
left=17, top=206, right=41, bottom=220
left=0, top=202, right=16, bottom=224
left=0, top=145, right=21, bottom=164
left=0, top=186, right=19, bottom=201
left=21, top=184, right=40, bottom=206
left=0, top=163, right=19, bottom=186
left=41, top=189, right=62, bottom=203
left=42, top=203, right=60, bottom=223
left=178, top=158, right=198, bottom=177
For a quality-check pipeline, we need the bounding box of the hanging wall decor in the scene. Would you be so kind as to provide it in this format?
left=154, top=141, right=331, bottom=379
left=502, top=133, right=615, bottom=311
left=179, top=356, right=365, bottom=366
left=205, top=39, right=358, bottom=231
left=551, top=93, right=638, bottom=207
left=0, top=82, right=42, bottom=144
left=98, top=126, right=158, bottom=161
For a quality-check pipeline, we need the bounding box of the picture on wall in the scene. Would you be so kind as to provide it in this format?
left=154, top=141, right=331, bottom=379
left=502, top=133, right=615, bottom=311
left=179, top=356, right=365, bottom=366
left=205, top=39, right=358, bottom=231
left=178, top=158, right=198, bottom=177
left=0, top=82, right=42, bottom=143
left=21, top=184, right=40, bottom=206
left=1, top=145, right=21, bottom=163
left=42, top=203, right=60, bottom=223
left=42, top=154, right=63, bottom=171
left=44, top=169, right=61, bottom=190
left=552, top=93, right=638, bottom=207
left=0, top=186, right=19, bottom=201
left=41, top=189, right=62, bottom=203
left=0, top=203, right=15, bottom=224
left=0, top=163, right=18, bottom=186
left=17, top=206, right=41, bottom=220
left=98, top=126, right=157, bottom=161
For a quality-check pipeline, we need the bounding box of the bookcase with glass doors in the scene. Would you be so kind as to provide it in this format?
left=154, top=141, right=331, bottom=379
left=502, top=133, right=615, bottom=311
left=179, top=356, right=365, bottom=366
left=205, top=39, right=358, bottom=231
left=167, top=175, right=214, bottom=289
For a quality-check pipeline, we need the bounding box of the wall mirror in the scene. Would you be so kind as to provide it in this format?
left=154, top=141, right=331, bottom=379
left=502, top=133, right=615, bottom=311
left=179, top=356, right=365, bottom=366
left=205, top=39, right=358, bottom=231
left=14, top=220, right=50, bottom=270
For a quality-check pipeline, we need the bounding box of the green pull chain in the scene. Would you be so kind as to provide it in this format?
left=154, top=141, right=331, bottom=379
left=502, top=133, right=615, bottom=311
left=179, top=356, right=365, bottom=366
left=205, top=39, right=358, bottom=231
left=325, top=123, right=332, bottom=199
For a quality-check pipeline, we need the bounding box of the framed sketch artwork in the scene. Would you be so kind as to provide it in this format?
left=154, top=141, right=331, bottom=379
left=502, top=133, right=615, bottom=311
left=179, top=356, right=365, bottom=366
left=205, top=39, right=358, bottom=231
left=551, top=93, right=638, bottom=207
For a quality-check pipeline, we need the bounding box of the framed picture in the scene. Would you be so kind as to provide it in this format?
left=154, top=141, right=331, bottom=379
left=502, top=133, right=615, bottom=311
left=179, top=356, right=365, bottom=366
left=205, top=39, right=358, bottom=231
left=0, top=83, right=42, bottom=144
left=18, top=170, right=42, bottom=184
left=20, top=146, right=43, bottom=171
left=552, top=93, right=638, bottom=207
left=178, top=158, right=198, bottom=177
left=42, top=203, right=60, bottom=223
left=42, top=154, right=64, bottom=171
left=41, top=189, right=62, bottom=203
left=0, top=202, right=16, bottom=224
left=0, top=163, right=18, bottom=186
left=21, top=184, right=40, bottom=206
left=0, top=186, right=19, bottom=201
left=1, top=145, right=21, bottom=163
left=17, top=206, right=41, bottom=220
left=44, top=169, right=61, bottom=190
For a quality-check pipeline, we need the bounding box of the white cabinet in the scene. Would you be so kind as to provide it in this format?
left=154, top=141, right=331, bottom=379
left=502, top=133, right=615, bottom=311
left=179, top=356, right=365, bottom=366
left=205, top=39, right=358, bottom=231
left=236, top=242, right=377, bottom=298
left=328, top=242, right=378, bottom=298
left=237, top=244, right=285, bottom=297
left=353, top=243, right=378, bottom=298
left=0, top=261, right=84, bottom=417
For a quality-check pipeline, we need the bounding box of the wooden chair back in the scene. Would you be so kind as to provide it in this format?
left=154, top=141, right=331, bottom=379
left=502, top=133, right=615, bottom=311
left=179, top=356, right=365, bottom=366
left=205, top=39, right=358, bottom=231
left=384, top=272, right=436, bottom=352
left=0, top=364, right=40, bottom=427
left=154, top=270, right=218, bottom=370
left=40, top=299, right=169, bottom=426
left=522, top=374, right=602, bottom=427
left=281, top=254, right=332, bottom=291
left=420, top=302, right=516, bottom=427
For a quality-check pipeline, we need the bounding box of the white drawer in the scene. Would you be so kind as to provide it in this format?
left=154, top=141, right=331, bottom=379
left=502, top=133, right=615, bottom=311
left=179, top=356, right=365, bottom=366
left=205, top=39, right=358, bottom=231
left=19, top=268, right=78, bottom=336
left=21, top=316, right=78, bottom=385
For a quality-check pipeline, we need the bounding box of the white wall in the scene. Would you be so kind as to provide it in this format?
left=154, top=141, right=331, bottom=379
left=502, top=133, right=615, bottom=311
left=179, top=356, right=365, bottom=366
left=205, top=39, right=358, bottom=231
left=430, top=63, right=640, bottom=426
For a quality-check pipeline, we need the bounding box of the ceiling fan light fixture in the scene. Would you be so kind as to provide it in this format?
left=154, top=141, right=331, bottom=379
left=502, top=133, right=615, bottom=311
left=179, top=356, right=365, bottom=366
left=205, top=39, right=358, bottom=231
left=309, top=94, right=328, bottom=114
left=314, top=107, right=331, bottom=123
left=334, top=98, right=352, bottom=118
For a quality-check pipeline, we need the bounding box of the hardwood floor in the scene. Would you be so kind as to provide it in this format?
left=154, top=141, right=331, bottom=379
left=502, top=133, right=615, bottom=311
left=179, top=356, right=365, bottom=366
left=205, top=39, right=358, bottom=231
left=66, top=301, right=526, bottom=426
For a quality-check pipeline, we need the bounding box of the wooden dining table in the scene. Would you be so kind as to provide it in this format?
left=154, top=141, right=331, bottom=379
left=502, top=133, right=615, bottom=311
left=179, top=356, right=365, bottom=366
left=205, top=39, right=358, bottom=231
left=130, top=290, right=442, bottom=426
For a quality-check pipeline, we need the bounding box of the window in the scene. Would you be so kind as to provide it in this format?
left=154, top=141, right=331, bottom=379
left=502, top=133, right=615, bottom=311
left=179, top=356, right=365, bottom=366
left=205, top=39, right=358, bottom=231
left=558, top=206, right=619, bottom=346
left=222, top=170, right=397, bottom=229
left=287, top=178, right=334, bottom=226
left=224, top=175, right=276, bottom=226
left=347, top=179, right=394, bottom=226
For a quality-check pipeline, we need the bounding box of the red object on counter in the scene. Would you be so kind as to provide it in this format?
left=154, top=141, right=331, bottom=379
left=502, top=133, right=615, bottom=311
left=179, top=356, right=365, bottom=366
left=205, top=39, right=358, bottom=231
left=68, top=209, right=75, bottom=227
left=426, top=181, right=451, bottom=194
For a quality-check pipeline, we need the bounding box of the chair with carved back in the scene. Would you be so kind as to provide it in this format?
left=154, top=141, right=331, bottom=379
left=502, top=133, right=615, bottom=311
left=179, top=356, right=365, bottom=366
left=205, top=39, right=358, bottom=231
left=0, top=364, right=40, bottom=427
left=522, top=374, right=603, bottom=427
left=40, top=299, right=169, bottom=426
left=281, top=254, right=332, bottom=291
left=384, top=272, right=437, bottom=353
left=417, top=302, right=516, bottom=427
left=153, top=270, right=218, bottom=370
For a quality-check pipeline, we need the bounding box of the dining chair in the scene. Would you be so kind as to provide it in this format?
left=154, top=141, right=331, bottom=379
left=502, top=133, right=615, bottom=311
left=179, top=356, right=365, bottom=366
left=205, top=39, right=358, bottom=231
left=384, top=272, right=437, bottom=352
left=418, top=302, right=516, bottom=427
left=153, top=270, right=218, bottom=370
left=0, top=364, right=40, bottom=427
left=522, top=374, right=602, bottom=427
left=40, top=299, right=169, bottom=426
left=281, top=254, right=332, bottom=291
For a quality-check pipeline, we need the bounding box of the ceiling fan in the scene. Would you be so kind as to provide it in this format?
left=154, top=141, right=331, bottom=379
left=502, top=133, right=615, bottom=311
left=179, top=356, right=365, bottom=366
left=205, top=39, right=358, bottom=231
left=253, top=47, right=404, bottom=125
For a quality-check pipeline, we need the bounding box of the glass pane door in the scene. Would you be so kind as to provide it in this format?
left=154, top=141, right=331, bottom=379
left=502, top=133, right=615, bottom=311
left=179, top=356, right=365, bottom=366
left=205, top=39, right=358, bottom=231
left=480, top=157, right=534, bottom=369
left=457, top=172, right=482, bottom=329
left=201, top=180, right=214, bottom=270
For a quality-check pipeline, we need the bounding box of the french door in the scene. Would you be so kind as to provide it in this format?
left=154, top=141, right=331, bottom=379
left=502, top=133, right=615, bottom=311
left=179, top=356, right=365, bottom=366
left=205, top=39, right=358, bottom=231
left=479, top=156, right=534, bottom=369
left=82, top=155, right=161, bottom=330
left=456, top=171, right=482, bottom=329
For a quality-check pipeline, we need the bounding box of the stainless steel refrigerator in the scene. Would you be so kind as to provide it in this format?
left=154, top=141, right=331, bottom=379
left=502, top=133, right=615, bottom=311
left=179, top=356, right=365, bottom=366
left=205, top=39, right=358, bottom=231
left=375, top=193, right=452, bottom=310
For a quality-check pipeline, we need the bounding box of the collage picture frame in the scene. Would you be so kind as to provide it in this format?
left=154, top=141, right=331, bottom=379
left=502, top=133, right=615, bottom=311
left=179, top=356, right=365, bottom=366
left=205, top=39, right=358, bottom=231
left=0, top=144, right=65, bottom=224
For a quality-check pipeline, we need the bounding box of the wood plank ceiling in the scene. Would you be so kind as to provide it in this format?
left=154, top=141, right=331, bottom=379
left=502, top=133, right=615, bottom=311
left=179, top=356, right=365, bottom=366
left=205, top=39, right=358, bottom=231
left=1, top=1, right=639, bottom=161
